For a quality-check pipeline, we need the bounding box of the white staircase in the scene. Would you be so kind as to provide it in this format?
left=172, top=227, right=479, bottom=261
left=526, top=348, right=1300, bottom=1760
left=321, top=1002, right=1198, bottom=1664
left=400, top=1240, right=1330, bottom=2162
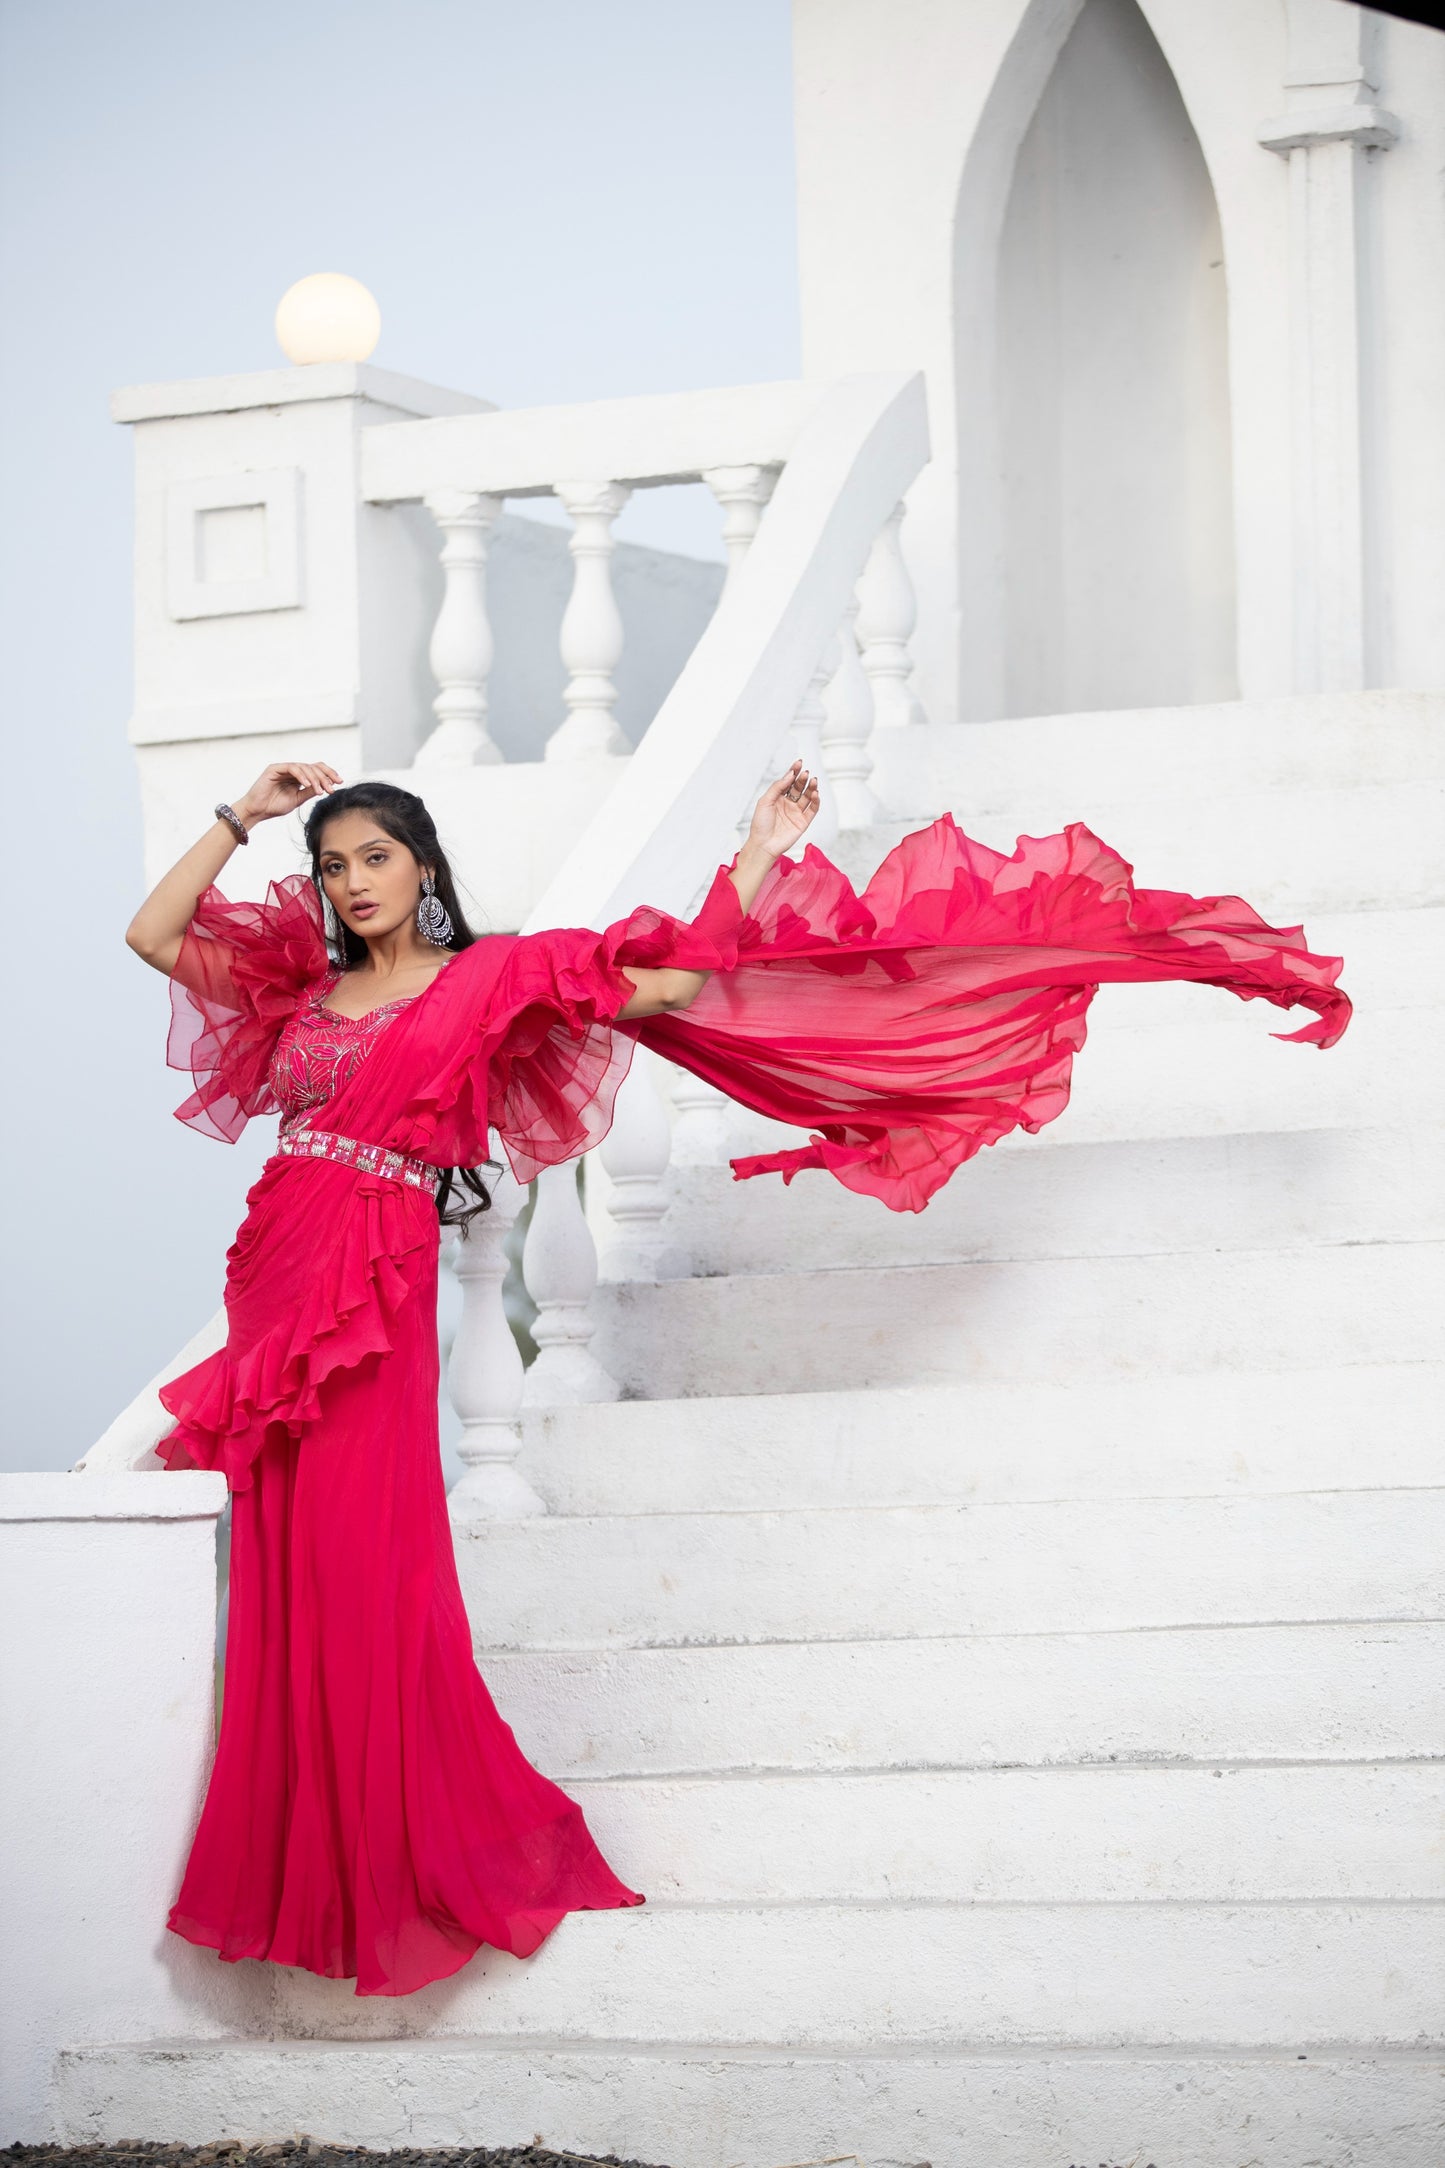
left=57, top=692, right=1445, bottom=2166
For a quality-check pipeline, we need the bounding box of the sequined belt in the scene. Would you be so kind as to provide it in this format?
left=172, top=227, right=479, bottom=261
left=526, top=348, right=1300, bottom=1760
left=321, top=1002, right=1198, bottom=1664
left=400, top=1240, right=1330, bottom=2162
left=275, top=1125, right=441, bottom=1198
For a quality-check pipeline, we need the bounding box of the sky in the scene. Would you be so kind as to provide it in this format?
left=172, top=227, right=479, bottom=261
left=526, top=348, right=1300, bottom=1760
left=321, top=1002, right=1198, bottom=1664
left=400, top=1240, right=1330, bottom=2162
left=0, top=0, right=799, bottom=1470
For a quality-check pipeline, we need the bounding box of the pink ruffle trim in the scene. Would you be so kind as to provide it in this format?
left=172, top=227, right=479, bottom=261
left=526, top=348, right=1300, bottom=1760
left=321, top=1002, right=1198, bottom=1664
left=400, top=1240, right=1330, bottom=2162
left=156, top=1170, right=435, bottom=1492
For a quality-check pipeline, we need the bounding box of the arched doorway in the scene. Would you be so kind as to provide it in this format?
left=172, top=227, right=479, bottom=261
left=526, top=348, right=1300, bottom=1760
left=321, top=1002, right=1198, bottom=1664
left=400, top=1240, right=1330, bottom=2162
left=994, top=0, right=1236, bottom=717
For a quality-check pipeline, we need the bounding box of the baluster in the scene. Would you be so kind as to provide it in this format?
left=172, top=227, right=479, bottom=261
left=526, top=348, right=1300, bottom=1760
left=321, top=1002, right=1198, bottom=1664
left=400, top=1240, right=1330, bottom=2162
left=737, top=644, right=840, bottom=854
left=669, top=1067, right=734, bottom=1166
left=703, top=463, right=778, bottom=594
left=703, top=464, right=793, bottom=848
left=598, top=1053, right=689, bottom=1280
left=781, top=646, right=840, bottom=855
left=856, top=501, right=926, bottom=730
left=444, top=1152, right=542, bottom=1522
left=417, top=489, right=503, bottom=767
left=820, top=596, right=878, bottom=830
left=546, top=479, right=632, bottom=762
left=521, top=1160, right=620, bottom=1403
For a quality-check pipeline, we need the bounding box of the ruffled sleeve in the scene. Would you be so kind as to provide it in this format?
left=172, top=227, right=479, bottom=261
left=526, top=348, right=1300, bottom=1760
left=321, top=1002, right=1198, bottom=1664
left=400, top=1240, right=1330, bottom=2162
left=167, top=873, right=329, bottom=1143
left=405, top=862, right=745, bottom=1188
left=483, top=866, right=746, bottom=1183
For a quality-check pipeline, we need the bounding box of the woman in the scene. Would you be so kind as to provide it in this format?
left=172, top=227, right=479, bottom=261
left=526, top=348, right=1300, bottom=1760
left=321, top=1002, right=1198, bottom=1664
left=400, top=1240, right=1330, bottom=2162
left=128, top=757, right=1349, bottom=1998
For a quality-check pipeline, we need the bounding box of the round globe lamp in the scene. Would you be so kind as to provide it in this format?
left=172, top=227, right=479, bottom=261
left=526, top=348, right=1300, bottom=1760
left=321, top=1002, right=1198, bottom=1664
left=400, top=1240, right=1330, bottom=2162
left=275, top=273, right=381, bottom=365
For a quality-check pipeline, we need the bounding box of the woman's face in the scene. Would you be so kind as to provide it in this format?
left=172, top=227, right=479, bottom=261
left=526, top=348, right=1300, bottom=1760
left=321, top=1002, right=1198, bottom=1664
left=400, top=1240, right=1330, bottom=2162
left=316, top=811, right=426, bottom=943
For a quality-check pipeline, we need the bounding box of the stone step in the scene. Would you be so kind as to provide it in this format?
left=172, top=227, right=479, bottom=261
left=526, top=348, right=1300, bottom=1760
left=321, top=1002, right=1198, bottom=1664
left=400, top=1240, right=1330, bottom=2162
left=252, top=1900, right=1443, bottom=2049
left=54, top=2039, right=1445, bottom=2167
left=520, top=1363, right=1441, bottom=1517
left=560, top=1761, right=1438, bottom=1905
left=619, top=1124, right=1442, bottom=1280
left=456, top=1488, right=1445, bottom=1651
left=589, top=1238, right=1438, bottom=1399
left=993, top=982, right=1433, bottom=1145
left=1212, top=904, right=1438, bottom=1010
left=868, top=688, right=1442, bottom=839
left=857, top=774, right=1443, bottom=918
left=482, top=1622, right=1444, bottom=1780
left=865, top=700, right=1445, bottom=922
left=697, top=991, right=1437, bottom=1165
left=929, top=689, right=1444, bottom=790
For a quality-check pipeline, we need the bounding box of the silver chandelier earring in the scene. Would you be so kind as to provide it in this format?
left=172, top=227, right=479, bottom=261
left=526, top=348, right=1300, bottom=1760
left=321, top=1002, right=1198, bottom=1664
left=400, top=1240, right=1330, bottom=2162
left=417, top=872, right=454, bottom=947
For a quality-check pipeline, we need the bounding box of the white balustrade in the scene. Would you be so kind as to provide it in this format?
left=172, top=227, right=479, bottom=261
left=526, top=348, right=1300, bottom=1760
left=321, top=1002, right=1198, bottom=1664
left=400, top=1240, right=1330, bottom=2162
left=443, top=1152, right=543, bottom=1521
left=548, top=479, right=633, bottom=763
left=703, top=463, right=779, bottom=592
left=417, top=488, right=503, bottom=767
left=856, top=500, right=926, bottom=731
left=772, top=644, right=840, bottom=855
left=598, top=1052, right=689, bottom=1280
left=737, top=642, right=841, bottom=855
left=669, top=1066, right=734, bottom=1166
left=820, top=596, right=879, bottom=830
left=521, top=1160, right=621, bottom=1404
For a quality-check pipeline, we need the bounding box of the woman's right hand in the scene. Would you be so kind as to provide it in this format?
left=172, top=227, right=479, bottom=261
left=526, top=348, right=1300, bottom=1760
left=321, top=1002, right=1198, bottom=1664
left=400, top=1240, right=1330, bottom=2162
left=126, top=760, right=345, bottom=975
left=234, top=761, right=344, bottom=827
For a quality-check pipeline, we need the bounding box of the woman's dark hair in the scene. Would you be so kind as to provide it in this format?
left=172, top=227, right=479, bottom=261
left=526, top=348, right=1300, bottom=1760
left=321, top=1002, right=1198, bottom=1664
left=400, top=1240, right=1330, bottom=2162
left=303, top=780, right=493, bottom=1232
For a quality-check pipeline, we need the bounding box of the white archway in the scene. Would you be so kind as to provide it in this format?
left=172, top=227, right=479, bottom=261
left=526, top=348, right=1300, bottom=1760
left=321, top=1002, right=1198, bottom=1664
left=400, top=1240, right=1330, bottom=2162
left=953, top=0, right=1237, bottom=719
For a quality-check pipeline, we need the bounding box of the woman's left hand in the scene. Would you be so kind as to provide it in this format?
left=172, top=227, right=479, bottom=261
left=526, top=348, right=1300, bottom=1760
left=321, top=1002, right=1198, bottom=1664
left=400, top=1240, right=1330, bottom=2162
left=617, top=762, right=821, bottom=1021
left=747, top=761, right=821, bottom=860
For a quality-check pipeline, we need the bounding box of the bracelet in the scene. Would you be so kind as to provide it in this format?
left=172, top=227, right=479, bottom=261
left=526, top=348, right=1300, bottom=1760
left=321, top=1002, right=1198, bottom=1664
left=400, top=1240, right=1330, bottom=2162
left=215, top=802, right=250, bottom=846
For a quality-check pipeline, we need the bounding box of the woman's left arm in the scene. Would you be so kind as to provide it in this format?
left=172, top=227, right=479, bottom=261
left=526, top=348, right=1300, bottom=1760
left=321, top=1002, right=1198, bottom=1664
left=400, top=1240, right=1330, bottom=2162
left=614, top=762, right=819, bottom=1020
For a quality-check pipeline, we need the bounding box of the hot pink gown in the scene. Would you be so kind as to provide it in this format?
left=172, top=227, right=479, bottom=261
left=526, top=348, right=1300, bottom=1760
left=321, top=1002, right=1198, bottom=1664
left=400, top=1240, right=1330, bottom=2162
left=157, top=817, right=1349, bottom=1995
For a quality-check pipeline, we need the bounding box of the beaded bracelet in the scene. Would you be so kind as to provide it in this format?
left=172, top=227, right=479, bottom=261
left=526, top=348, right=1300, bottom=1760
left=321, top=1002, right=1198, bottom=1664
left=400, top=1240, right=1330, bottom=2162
left=214, top=802, right=250, bottom=846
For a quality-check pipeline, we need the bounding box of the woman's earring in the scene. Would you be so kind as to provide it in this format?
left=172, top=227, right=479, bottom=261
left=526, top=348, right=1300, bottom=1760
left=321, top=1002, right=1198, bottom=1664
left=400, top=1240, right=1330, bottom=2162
left=417, top=872, right=454, bottom=947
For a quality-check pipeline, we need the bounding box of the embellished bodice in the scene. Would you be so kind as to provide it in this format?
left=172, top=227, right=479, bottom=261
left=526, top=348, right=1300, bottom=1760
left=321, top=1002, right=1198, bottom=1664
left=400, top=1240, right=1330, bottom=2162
left=269, top=977, right=417, bottom=1135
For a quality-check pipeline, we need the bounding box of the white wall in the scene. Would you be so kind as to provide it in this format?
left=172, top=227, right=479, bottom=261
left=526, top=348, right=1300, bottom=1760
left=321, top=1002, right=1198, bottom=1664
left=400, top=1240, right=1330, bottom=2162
left=997, top=0, right=1235, bottom=716
left=0, top=1472, right=257, bottom=2141
left=793, top=0, right=1445, bottom=721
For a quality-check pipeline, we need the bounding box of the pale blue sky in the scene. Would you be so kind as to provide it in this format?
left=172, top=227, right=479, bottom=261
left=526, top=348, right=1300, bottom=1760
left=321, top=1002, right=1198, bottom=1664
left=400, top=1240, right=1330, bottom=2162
left=0, top=0, right=798, bottom=1468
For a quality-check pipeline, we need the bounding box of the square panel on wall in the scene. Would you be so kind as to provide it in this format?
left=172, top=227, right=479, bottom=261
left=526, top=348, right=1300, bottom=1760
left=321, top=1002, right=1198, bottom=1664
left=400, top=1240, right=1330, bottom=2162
left=165, top=469, right=305, bottom=620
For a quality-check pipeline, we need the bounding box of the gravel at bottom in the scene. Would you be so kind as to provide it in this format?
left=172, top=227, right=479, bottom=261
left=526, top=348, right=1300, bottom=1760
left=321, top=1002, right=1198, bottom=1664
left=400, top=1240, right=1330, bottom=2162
left=3, top=2146, right=667, bottom=2168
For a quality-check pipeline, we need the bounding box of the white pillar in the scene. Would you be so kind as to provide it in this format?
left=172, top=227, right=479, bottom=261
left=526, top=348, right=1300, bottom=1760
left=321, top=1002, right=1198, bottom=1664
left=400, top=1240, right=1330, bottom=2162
left=444, top=1155, right=542, bottom=1522
left=599, top=1052, right=689, bottom=1281
left=417, top=488, right=503, bottom=767
left=547, top=479, right=632, bottom=762
left=521, top=1160, right=620, bottom=1404
left=703, top=463, right=779, bottom=593
left=856, top=501, right=926, bottom=731
left=1258, top=1, right=1398, bottom=692
left=820, top=596, right=878, bottom=831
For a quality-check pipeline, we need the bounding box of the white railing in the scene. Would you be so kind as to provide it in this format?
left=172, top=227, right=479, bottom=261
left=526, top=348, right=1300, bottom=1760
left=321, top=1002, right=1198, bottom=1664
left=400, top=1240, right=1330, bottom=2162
left=73, top=1311, right=228, bottom=1476
left=80, top=368, right=931, bottom=1516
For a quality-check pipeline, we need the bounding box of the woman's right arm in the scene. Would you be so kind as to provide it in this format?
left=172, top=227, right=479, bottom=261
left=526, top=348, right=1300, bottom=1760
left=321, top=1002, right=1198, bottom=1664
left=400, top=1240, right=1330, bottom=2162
left=125, top=761, right=343, bottom=975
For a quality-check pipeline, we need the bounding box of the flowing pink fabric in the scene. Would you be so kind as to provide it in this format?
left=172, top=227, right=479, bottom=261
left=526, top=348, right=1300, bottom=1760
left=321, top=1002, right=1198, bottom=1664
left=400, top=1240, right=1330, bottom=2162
left=638, top=816, right=1350, bottom=1210
left=158, top=814, right=1348, bottom=1994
